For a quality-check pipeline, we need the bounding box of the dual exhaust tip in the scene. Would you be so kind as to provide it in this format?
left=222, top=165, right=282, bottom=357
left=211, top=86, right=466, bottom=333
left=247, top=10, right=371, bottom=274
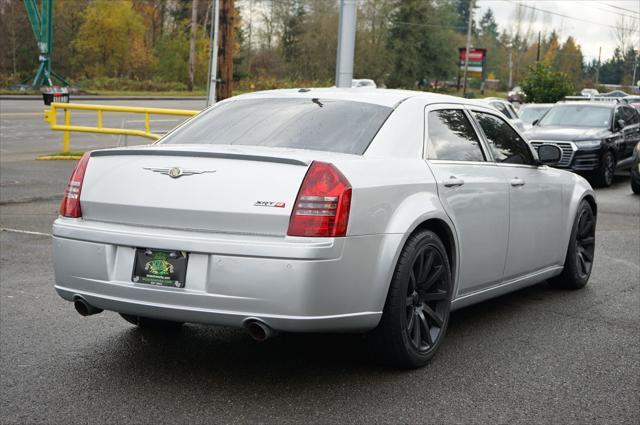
left=73, top=297, right=276, bottom=341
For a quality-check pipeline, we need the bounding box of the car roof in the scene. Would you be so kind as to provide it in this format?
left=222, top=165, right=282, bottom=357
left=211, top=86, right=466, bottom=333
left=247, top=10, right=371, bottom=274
left=230, top=88, right=470, bottom=108
left=555, top=101, right=615, bottom=109
left=520, top=103, right=553, bottom=108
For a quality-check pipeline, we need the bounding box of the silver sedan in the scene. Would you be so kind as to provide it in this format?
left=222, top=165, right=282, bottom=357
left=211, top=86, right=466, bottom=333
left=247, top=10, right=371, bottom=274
left=53, top=88, right=597, bottom=368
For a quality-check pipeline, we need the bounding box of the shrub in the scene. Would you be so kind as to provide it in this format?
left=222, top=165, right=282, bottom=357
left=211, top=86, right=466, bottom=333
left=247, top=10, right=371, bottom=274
left=521, top=63, right=574, bottom=103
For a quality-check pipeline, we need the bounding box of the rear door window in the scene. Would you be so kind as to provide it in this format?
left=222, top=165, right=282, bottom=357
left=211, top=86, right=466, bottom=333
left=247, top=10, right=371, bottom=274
left=472, top=111, right=535, bottom=165
left=160, top=98, right=393, bottom=155
left=426, top=109, right=486, bottom=162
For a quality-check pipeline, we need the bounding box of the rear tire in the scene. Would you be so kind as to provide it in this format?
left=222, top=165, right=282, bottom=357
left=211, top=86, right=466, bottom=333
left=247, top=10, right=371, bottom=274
left=631, top=174, right=640, bottom=194
left=548, top=200, right=596, bottom=290
left=592, top=150, right=615, bottom=188
left=375, top=230, right=452, bottom=368
left=119, top=313, right=184, bottom=329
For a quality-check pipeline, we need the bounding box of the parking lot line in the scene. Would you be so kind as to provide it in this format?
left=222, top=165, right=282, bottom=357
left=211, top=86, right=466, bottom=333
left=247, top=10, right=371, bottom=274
left=1, top=227, right=51, bottom=237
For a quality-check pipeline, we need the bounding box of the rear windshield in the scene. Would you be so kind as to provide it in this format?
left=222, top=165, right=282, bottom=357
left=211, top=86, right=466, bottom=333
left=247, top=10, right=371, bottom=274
left=538, top=105, right=611, bottom=128
left=160, top=98, right=393, bottom=155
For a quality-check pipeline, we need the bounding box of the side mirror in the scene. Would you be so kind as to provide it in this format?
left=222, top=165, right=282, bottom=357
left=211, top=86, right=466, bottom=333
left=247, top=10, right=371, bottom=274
left=537, top=144, right=561, bottom=165
left=616, top=119, right=626, bottom=131
left=532, top=119, right=539, bottom=126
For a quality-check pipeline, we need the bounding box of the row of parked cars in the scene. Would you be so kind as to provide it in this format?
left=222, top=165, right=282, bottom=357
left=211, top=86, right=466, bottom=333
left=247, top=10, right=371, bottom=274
left=485, top=95, right=640, bottom=192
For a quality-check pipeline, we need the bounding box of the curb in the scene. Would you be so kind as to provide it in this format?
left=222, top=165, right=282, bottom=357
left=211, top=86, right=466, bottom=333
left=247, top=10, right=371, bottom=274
left=37, top=155, right=83, bottom=160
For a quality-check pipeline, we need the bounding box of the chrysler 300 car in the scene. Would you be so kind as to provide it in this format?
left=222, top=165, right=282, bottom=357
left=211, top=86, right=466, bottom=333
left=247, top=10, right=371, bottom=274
left=53, top=89, right=597, bottom=368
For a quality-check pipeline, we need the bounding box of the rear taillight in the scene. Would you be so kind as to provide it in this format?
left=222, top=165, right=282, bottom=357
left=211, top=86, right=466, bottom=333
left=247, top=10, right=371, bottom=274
left=59, top=152, right=91, bottom=218
left=287, top=161, right=352, bottom=237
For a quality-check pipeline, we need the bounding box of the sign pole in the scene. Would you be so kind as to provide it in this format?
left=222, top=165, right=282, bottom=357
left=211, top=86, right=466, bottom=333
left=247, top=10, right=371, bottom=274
left=206, top=0, right=220, bottom=107
left=462, top=0, right=474, bottom=96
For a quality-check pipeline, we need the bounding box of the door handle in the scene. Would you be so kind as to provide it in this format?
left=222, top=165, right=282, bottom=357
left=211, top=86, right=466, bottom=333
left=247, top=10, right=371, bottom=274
left=510, top=177, right=525, bottom=187
left=443, top=176, right=465, bottom=187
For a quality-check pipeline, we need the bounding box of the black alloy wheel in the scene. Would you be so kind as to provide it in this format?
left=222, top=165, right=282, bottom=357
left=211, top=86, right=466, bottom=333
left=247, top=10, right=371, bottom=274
left=376, top=230, right=452, bottom=368
left=404, top=245, right=449, bottom=352
left=595, top=150, right=616, bottom=187
left=575, top=206, right=596, bottom=279
left=549, top=200, right=596, bottom=289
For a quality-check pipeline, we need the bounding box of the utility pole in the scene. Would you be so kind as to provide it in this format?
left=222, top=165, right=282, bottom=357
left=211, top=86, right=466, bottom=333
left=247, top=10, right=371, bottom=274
left=188, top=0, right=199, bottom=91
left=206, top=0, right=220, bottom=106
left=216, top=0, right=235, bottom=101
left=595, top=46, right=601, bottom=85
left=508, top=50, right=513, bottom=89
left=632, top=49, right=638, bottom=88
left=536, top=31, right=541, bottom=62
left=462, top=0, right=474, bottom=96
left=335, top=0, right=357, bottom=88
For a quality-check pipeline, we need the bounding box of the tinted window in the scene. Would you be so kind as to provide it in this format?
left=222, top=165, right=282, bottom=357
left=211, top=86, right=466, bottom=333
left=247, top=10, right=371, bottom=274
left=519, top=105, right=550, bottom=124
left=160, top=98, right=393, bottom=155
left=473, top=112, right=535, bottom=165
left=427, top=109, right=485, bottom=161
left=490, top=101, right=511, bottom=118
left=538, top=105, right=611, bottom=128
left=621, top=106, right=639, bottom=125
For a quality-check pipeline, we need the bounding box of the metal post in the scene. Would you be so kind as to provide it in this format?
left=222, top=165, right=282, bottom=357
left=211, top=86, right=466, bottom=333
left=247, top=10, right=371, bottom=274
left=508, top=49, right=513, bottom=89
left=595, top=46, right=601, bottom=85
left=207, top=0, right=220, bottom=106
left=462, top=0, right=474, bottom=96
left=631, top=49, right=638, bottom=88
left=335, top=0, right=357, bottom=88
left=63, top=109, right=70, bottom=153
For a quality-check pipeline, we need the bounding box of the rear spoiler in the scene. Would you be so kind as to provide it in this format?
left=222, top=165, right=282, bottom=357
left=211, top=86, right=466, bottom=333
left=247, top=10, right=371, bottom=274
left=90, top=149, right=309, bottom=167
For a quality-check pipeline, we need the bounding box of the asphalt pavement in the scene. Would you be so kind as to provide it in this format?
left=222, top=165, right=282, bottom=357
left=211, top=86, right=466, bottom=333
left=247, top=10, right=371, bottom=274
left=1, top=98, right=638, bottom=424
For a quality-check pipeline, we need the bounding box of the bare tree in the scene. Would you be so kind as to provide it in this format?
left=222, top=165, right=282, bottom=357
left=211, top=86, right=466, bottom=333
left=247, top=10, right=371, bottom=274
left=613, top=16, right=639, bottom=54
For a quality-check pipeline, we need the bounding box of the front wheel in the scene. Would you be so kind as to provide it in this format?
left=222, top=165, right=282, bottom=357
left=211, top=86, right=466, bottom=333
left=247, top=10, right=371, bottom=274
left=548, top=200, right=596, bottom=290
left=375, top=230, right=452, bottom=368
left=631, top=174, right=640, bottom=194
left=592, top=150, right=616, bottom=188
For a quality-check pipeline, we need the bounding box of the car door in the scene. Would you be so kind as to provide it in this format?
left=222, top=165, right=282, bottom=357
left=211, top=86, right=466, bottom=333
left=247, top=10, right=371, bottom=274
left=470, top=108, right=565, bottom=279
left=424, top=104, right=509, bottom=295
left=621, top=106, right=640, bottom=158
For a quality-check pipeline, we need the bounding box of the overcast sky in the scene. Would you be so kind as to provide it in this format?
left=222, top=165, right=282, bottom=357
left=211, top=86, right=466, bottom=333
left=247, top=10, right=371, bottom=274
left=475, top=0, right=640, bottom=62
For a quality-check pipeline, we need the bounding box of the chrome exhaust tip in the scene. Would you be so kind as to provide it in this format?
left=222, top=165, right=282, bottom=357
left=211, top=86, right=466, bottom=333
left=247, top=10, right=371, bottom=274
left=73, top=297, right=103, bottom=316
left=244, top=319, right=276, bottom=342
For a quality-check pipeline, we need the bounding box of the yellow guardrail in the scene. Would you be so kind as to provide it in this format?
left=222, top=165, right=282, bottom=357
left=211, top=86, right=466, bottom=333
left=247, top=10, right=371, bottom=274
left=43, top=102, right=199, bottom=154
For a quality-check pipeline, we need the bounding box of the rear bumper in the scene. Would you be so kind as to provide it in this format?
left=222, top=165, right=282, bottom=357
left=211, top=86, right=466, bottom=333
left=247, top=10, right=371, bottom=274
left=52, top=218, right=401, bottom=332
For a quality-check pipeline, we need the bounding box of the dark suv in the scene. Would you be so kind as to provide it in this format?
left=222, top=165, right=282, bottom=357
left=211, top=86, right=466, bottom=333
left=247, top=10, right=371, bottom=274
left=524, top=102, right=640, bottom=187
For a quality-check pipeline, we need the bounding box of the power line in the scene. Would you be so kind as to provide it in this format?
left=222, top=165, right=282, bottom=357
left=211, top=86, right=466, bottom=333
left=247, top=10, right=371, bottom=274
left=499, top=0, right=635, bottom=31
left=578, top=1, right=639, bottom=21
left=600, top=2, right=640, bottom=15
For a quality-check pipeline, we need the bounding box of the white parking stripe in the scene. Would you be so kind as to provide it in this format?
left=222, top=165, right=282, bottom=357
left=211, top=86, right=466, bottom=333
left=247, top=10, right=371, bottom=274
left=1, top=228, right=51, bottom=237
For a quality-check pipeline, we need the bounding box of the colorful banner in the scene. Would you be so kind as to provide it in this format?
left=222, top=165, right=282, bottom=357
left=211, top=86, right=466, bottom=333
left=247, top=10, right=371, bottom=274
left=459, top=48, right=487, bottom=80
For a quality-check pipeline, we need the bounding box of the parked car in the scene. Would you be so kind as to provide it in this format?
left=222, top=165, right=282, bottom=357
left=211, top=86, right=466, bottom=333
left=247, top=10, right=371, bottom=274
left=518, top=103, right=553, bottom=130
left=481, top=98, right=526, bottom=131
left=507, top=86, right=525, bottom=103
left=351, top=79, right=376, bottom=88
left=53, top=89, right=596, bottom=368
left=632, top=142, right=640, bottom=194
left=602, top=90, right=629, bottom=98
left=622, top=96, right=640, bottom=110
left=525, top=102, right=640, bottom=187
left=580, top=88, right=599, bottom=97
